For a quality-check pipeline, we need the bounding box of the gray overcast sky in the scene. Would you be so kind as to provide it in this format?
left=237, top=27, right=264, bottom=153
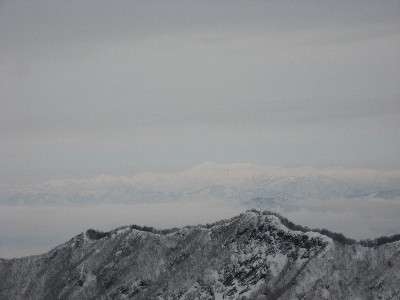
left=1, top=0, right=400, bottom=185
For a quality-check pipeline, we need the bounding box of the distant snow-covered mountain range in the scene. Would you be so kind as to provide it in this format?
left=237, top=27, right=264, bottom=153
left=2, top=162, right=400, bottom=207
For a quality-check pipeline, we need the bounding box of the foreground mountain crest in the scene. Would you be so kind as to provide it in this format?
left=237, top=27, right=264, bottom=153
left=1, top=210, right=399, bottom=299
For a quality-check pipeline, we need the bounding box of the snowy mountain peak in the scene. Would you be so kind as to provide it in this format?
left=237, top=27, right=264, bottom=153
left=1, top=210, right=399, bottom=299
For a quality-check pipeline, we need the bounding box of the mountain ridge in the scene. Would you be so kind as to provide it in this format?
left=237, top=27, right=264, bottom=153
left=1, top=210, right=399, bottom=299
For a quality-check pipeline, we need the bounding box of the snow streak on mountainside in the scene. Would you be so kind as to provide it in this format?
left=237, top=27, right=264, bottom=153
left=0, top=211, right=399, bottom=300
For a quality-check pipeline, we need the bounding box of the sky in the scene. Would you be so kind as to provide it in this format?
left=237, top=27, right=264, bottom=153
left=1, top=0, right=400, bottom=186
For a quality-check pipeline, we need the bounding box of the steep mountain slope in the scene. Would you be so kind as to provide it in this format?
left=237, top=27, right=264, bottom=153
left=0, top=210, right=399, bottom=299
